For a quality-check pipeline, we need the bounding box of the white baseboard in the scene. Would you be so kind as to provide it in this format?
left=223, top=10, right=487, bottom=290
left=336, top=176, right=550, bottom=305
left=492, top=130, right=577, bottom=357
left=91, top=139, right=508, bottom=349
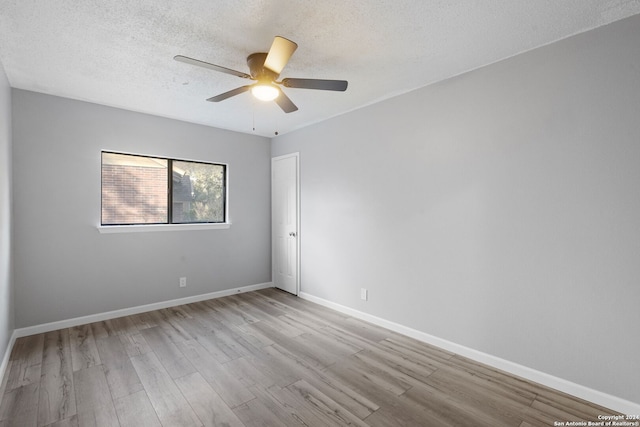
left=298, top=292, right=640, bottom=416
left=14, top=282, right=273, bottom=339
left=0, top=330, right=18, bottom=392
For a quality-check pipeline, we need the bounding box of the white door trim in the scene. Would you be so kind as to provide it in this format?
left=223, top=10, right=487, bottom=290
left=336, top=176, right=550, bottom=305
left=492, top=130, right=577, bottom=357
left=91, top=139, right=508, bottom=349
left=271, top=152, right=300, bottom=295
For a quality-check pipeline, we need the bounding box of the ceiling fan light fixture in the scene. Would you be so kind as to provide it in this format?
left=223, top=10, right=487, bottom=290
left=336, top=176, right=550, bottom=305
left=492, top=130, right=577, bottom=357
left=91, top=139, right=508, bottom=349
left=251, top=83, right=279, bottom=101
left=176, top=36, right=347, bottom=113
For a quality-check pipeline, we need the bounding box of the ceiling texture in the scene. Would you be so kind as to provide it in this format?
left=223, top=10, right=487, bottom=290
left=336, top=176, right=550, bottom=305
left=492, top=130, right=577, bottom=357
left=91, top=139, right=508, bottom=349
left=1, top=1, right=639, bottom=137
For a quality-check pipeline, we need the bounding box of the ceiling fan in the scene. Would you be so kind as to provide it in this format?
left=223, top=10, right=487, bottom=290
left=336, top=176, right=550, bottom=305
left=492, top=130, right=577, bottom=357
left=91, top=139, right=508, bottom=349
left=174, top=36, right=348, bottom=113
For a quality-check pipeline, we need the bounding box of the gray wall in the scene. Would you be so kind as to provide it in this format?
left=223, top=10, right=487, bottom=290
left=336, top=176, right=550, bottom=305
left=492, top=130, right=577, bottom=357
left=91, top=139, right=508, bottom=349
left=272, top=15, right=640, bottom=403
left=0, top=62, right=14, bottom=360
left=12, top=90, right=271, bottom=328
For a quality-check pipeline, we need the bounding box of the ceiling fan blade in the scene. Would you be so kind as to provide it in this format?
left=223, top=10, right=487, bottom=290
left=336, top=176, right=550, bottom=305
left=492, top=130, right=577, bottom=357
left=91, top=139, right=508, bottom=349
left=174, top=55, right=251, bottom=79
left=274, top=90, right=298, bottom=113
left=282, top=78, right=348, bottom=91
left=264, top=36, right=298, bottom=76
left=206, top=85, right=253, bottom=102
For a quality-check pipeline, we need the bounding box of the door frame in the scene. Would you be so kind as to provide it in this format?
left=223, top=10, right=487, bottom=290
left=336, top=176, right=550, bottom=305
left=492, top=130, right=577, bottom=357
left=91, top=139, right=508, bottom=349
left=271, top=152, right=300, bottom=295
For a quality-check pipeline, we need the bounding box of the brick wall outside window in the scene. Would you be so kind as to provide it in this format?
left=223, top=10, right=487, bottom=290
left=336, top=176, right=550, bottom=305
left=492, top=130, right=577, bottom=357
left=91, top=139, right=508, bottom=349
left=101, top=164, right=167, bottom=224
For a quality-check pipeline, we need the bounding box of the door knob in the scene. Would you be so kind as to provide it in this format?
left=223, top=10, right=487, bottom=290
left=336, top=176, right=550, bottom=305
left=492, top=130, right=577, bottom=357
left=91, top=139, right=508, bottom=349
left=289, top=232, right=296, bottom=237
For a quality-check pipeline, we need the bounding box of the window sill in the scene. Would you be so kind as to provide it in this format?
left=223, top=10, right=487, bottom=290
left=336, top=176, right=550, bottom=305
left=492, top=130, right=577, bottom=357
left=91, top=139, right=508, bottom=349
left=97, top=223, right=231, bottom=234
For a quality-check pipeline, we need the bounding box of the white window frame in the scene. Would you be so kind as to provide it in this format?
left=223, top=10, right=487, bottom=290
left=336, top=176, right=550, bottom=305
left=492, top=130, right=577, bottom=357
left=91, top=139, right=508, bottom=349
left=97, top=150, right=231, bottom=233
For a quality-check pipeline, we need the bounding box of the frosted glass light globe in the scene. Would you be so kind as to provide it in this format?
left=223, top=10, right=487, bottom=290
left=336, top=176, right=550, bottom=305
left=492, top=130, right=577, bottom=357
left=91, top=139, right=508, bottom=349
left=251, top=84, right=279, bottom=101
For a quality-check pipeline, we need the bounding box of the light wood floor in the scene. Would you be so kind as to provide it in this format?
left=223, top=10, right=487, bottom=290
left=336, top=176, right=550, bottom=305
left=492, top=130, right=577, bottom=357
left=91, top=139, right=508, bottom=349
left=0, top=288, right=619, bottom=426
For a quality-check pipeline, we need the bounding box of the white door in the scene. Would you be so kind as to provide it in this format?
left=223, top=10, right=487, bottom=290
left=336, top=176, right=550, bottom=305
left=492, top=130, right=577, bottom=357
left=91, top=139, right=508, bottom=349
left=272, top=153, right=299, bottom=295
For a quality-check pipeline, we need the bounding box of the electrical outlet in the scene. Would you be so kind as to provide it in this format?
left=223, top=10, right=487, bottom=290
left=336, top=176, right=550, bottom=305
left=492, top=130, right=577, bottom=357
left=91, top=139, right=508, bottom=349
left=360, top=288, right=368, bottom=301
left=179, top=277, right=187, bottom=288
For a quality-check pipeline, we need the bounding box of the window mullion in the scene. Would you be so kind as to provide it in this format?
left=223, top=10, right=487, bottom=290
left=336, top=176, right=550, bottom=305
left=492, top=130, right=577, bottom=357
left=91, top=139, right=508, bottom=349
left=167, top=159, right=173, bottom=224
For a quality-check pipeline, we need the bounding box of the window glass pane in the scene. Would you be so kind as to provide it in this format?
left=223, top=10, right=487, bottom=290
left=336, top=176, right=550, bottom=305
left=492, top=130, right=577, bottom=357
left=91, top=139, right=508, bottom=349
left=101, top=152, right=168, bottom=225
left=172, top=160, right=225, bottom=223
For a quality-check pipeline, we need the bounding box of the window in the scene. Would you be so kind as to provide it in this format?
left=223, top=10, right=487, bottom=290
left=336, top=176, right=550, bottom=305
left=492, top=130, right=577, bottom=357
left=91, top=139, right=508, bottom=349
left=101, top=151, right=226, bottom=226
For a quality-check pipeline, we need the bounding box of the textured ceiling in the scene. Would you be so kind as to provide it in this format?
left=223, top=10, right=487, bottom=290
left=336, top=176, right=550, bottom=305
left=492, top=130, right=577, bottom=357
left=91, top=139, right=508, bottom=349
left=1, top=1, right=639, bottom=137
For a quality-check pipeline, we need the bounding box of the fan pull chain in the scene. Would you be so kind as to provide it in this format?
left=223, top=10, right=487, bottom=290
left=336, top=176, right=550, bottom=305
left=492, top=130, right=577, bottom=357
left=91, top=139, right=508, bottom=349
left=252, top=98, right=256, bottom=132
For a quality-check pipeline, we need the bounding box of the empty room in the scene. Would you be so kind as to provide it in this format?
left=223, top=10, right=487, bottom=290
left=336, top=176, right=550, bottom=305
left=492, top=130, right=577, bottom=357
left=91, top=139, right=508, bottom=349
left=0, top=1, right=639, bottom=426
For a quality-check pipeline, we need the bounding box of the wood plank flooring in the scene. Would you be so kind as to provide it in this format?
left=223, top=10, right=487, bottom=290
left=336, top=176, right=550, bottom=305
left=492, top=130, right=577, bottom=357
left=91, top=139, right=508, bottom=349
left=0, top=288, right=620, bottom=426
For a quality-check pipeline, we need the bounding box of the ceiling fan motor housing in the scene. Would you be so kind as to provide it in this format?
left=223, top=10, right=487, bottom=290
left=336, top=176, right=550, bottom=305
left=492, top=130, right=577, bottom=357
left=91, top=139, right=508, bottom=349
left=247, top=53, right=278, bottom=81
